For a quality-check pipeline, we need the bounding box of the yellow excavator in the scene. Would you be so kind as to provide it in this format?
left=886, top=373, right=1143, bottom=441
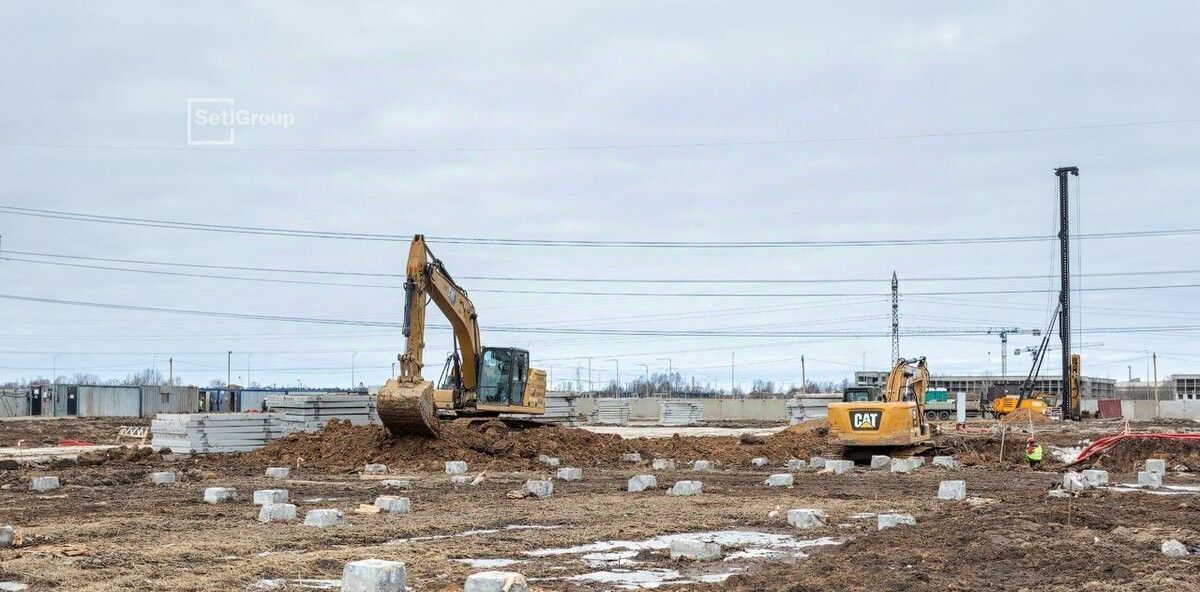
left=826, top=357, right=933, bottom=460
left=376, top=235, right=547, bottom=438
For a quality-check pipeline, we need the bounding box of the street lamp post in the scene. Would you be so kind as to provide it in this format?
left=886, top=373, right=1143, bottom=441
left=606, top=359, right=620, bottom=396
left=639, top=363, right=650, bottom=397
left=657, top=358, right=673, bottom=397
left=352, top=352, right=358, bottom=388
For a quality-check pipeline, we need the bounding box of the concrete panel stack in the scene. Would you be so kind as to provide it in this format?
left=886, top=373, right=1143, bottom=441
left=786, top=394, right=840, bottom=424
left=659, top=401, right=703, bottom=426
left=151, top=413, right=283, bottom=453
left=268, top=394, right=379, bottom=434
left=591, top=399, right=631, bottom=425
left=501, top=391, right=579, bottom=427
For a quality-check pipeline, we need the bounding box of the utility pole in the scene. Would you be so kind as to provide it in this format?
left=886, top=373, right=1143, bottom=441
left=731, top=352, right=736, bottom=396
left=227, top=350, right=232, bottom=389
left=1153, top=352, right=1160, bottom=416
left=1056, top=166, right=1079, bottom=420
left=640, top=363, right=650, bottom=397
left=658, top=358, right=672, bottom=397
left=801, top=355, right=807, bottom=393
left=169, top=357, right=174, bottom=387
left=588, top=357, right=593, bottom=392
left=351, top=352, right=357, bottom=387
left=891, top=272, right=900, bottom=363
left=606, top=359, right=619, bottom=396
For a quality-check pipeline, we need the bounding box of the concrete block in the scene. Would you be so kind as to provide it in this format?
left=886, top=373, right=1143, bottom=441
left=667, top=480, right=703, bottom=496
left=628, top=475, right=658, bottom=492
left=374, top=496, right=411, bottom=515
left=877, top=513, right=916, bottom=530
left=1162, top=539, right=1190, bottom=558
left=652, top=458, right=676, bottom=470
left=870, top=455, right=891, bottom=469
left=1047, top=489, right=1071, bottom=499
left=1062, top=471, right=1090, bottom=492
left=203, top=487, right=236, bottom=503
left=809, top=456, right=828, bottom=469
left=751, top=457, right=769, bottom=468
left=1146, top=459, right=1167, bottom=476
left=258, top=503, right=298, bottom=523
left=669, top=539, right=722, bottom=561
left=0, top=525, right=12, bottom=547
left=890, top=459, right=914, bottom=474
left=1081, top=469, right=1109, bottom=487
left=445, top=461, right=468, bottom=475
left=907, top=456, right=926, bottom=468
left=265, top=467, right=290, bottom=480
left=451, top=475, right=471, bottom=486
left=253, top=489, right=289, bottom=505
left=692, top=460, right=714, bottom=471
left=303, top=509, right=345, bottom=527
left=151, top=471, right=176, bottom=485
left=342, top=558, right=406, bottom=592
left=1138, top=471, right=1163, bottom=489
left=537, top=454, right=560, bottom=467
left=787, top=459, right=808, bottom=471
left=932, top=456, right=961, bottom=469
left=622, top=453, right=643, bottom=463
left=937, top=480, right=967, bottom=501
left=29, top=476, right=60, bottom=492
left=825, top=460, right=854, bottom=475
left=380, top=479, right=410, bottom=489
left=364, top=464, right=388, bottom=475
left=787, top=508, right=827, bottom=529
left=764, top=473, right=794, bottom=487
left=556, top=467, right=582, bottom=481
left=464, top=571, right=529, bottom=592
left=523, top=480, right=553, bottom=499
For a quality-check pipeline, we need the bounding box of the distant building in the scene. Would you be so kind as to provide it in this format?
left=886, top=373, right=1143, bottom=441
left=854, top=371, right=1117, bottom=399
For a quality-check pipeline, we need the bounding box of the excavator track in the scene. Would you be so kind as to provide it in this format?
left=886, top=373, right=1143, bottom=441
left=377, top=379, right=440, bottom=438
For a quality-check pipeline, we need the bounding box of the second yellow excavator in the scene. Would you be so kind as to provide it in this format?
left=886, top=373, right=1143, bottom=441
left=826, top=357, right=933, bottom=460
left=376, top=235, right=547, bottom=438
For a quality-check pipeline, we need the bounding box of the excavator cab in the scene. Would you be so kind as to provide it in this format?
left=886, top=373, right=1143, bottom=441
left=477, top=347, right=530, bottom=406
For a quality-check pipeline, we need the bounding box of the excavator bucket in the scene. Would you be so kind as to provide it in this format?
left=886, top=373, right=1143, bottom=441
left=377, top=379, right=440, bottom=438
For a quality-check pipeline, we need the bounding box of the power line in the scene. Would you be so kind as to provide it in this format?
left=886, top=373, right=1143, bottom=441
left=1, top=116, right=1197, bottom=153
left=4, top=204, right=1200, bottom=248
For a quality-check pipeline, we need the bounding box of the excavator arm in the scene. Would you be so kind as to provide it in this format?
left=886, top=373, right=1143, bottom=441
left=398, top=235, right=482, bottom=391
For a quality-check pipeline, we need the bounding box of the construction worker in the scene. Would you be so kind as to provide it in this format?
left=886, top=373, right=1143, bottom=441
left=1025, top=436, right=1044, bottom=469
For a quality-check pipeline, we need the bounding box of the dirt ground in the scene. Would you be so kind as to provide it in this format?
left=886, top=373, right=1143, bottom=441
left=0, top=417, right=150, bottom=448
left=2, top=417, right=1200, bottom=591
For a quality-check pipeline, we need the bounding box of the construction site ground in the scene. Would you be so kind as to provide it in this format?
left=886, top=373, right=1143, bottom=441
left=2, top=417, right=1200, bottom=591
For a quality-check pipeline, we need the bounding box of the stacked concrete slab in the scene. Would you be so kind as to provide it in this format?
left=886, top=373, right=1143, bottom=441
left=659, top=401, right=704, bottom=426
left=786, top=394, right=839, bottom=424
left=151, top=413, right=283, bottom=453
left=501, top=391, right=579, bottom=427
left=591, top=399, right=631, bottom=425
left=268, top=394, right=380, bottom=433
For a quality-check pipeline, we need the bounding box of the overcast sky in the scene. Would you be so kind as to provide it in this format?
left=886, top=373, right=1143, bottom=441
left=2, top=2, right=1198, bottom=390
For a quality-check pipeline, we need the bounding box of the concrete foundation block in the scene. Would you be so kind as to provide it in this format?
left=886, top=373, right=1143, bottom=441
left=258, top=503, right=298, bottom=523
left=1162, top=539, right=1190, bottom=558
left=907, top=457, right=926, bottom=468
left=265, top=467, right=290, bottom=480
left=556, top=467, right=582, bottom=481
left=870, top=456, right=891, bottom=469
left=445, top=461, right=468, bottom=475
left=537, top=454, right=560, bottom=467
left=932, top=456, right=961, bottom=469
left=889, top=459, right=914, bottom=474
left=937, top=480, right=967, bottom=501
left=669, top=539, right=722, bottom=561
left=1062, top=471, right=1090, bottom=492
left=667, top=480, right=703, bottom=496
left=652, top=458, right=676, bottom=470
left=523, top=480, right=553, bottom=499
left=751, top=457, right=769, bottom=468
left=451, top=475, right=472, bottom=486
left=787, top=508, right=827, bottom=529
left=303, top=509, right=345, bottom=528
left=364, top=464, right=388, bottom=475
left=628, top=475, right=658, bottom=492
left=0, top=525, right=12, bottom=547
left=380, top=479, right=411, bottom=489
left=692, top=460, right=714, bottom=471
left=877, top=513, right=916, bottom=530
left=1081, top=470, right=1110, bottom=487
left=464, top=570, right=529, bottom=592
left=1138, top=471, right=1163, bottom=489
left=809, top=456, right=828, bottom=469
left=787, top=459, right=808, bottom=471
left=29, top=476, right=60, bottom=492
left=151, top=471, right=176, bottom=485
left=1047, top=489, right=1071, bottom=499
left=374, top=496, right=411, bottom=515
left=825, top=460, right=854, bottom=475
left=203, top=487, right=236, bottom=503
left=342, top=558, right=406, bottom=592
left=622, top=453, right=643, bottom=463
left=253, top=489, right=289, bottom=505
left=764, top=473, right=794, bottom=487
left=1146, top=459, right=1167, bottom=476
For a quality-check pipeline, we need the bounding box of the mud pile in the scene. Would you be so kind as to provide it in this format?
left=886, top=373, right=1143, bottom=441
left=1082, top=438, right=1200, bottom=472
left=1000, top=408, right=1051, bottom=424
left=244, top=419, right=830, bottom=472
